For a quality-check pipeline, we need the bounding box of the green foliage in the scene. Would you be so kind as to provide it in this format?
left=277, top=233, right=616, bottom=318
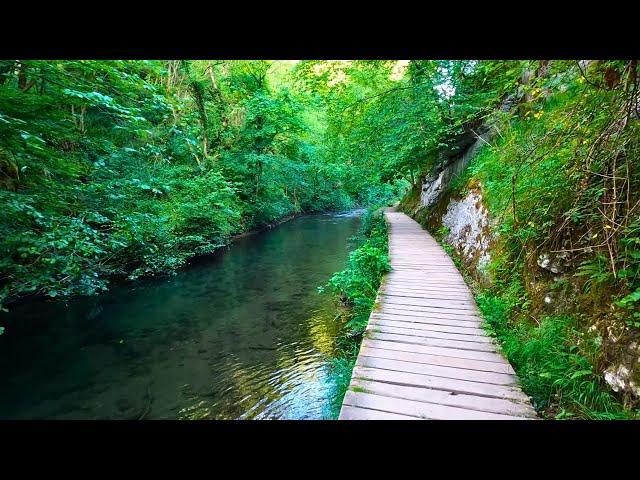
left=326, top=355, right=357, bottom=418
left=466, top=61, right=640, bottom=299
left=617, top=219, right=640, bottom=326
left=324, top=209, right=390, bottom=335
left=322, top=208, right=390, bottom=418
left=477, top=284, right=631, bottom=419
left=412, top=60, right=640, bottom=418
left=435, top=225, right=451, bottom=242
left=0, top=60, right=382, bottom=313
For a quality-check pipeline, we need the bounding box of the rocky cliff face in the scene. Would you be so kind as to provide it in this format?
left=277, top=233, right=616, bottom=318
left=400, top=90, right=640, bottom=407
left=415, top=129, right=486, bottom=213
left=441, top=189, right=492, bottom=272
left=409, top=95, right=515, bottom=216
left=403, top=96, right=515, bottom=278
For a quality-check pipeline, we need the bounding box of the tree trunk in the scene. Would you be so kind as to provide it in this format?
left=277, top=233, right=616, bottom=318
left=17, top=62, right=27, bottom=90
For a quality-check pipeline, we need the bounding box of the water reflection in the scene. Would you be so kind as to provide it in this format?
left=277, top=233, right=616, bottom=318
left=0, top=212, right=360, bottom=419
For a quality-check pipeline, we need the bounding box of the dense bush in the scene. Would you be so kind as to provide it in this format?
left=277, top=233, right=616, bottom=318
left=325, top=209, right=390, bottom=335
left=425, top=60, right=640, bottom=418
left=322, top=207, right=390, bottom=418
left=0, top=60, right=384, bottom=312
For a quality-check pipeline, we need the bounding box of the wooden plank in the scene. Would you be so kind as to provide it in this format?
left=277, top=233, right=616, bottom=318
left=391, top=270, right=463, bottom=276
left=376, top=303, right=482, bottom=319
left=366, top=331, right=498, bottom=352
left=369, top=317, right=485, bottom=335
left=370, top=311, right=482, bottom=327
left=367, top=322, right=494, bottom=344
left=380, top=298, right=478, bottom=312
left=382, top=283, right=472, bottom=292
left=380, top=292, right=473, bottom=306
left=386, top=270, right=464, bottom=275
left=384, top=278, right=470, bottom=286
left=383, top=288, right=474, bottom=297
left=389, top=269, right=460, bottom=272
left=360, top=341, right=515, bottom=374
left=364, top=333, right=505, bottom=362
left=352, top=366, right=530, bottom=402
left=381, top=287, right=474, bottom=298
left=356, top=354, right=517, bottom=385
left=369, top=318, right=488, bottom=336
left=349, top=379, right=536, bottom=418
left=380, top=296, right=478, bottom=308
left=360, top=337, right=507, bottom=363
left=383, top=283, right=471, bottom=290
left=390, top=263, right=458, bottom=268
left=390, top=272, right=463, bottom=276
left=384, top=280, right=471, bottom=289
left=342, top=391, right=524, bottom=420
left=381, top=298, right=478, bottom=313
left=339, top=405, right=417, bottom=420
left=387, top=273, right=466, bottom=280
left=375, top=304, right=482, bottom=318
left=386, top=272, right=467, bottom=278
left=383, top=281, right=470, bottom=289
left=386, top=281, right=469, bottom=287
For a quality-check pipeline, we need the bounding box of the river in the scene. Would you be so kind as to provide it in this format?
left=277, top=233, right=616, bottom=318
left=0, top=211, right=362, bottom=419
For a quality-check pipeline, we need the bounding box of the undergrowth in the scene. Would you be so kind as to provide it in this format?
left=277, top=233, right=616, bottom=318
left=324, top=209, right=390, bottom=335
left=475, top=277, right=633, bottom=419
left=320, top=208, right=390, bottom=417
left=422, top=61, right=640, bottom=419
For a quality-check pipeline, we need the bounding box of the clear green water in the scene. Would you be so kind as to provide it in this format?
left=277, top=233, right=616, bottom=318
left=0, top=212, right=361, bottom=419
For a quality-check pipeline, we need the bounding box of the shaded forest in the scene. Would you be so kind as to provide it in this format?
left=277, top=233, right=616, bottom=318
left=2, top=59, right=640, bottom=418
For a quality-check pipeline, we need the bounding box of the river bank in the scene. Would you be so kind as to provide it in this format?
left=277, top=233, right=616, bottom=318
left=0, top=207, right=359, bottom=322
left=0, top=211, right=363, bottom=419
left=323, top=208, right=390, bottom=413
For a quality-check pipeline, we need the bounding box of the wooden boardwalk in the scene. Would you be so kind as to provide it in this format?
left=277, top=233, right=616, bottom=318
left=339, top=210, right=537, bottom=420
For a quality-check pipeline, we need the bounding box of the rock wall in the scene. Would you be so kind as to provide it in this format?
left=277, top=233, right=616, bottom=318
left=411, top=95, right=515, bottom=216
left=414, top=125, right=491, bottom=214
left=441, top=189, right=492, bottom=272
left=402, top=97, right=517, bottom=277
left=402, top=88, right=640, bottom=408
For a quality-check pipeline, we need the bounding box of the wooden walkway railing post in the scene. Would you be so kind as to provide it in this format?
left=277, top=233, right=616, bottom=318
left=339, top=209, right=537, bottom=420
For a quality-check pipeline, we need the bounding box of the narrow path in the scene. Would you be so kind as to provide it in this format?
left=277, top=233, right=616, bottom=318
left=339, top=209, right=537, bottom=420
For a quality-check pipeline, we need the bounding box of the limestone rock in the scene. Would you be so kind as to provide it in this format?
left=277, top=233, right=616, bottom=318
left=536, top=252, right=570, bottom=274
left=415, top=96, right=514, bottom=212
left=603, top=342, right=640, bottom=399
left=604, top=364, right=640, bottom=398
left=441, top=190, right=491, bottom=271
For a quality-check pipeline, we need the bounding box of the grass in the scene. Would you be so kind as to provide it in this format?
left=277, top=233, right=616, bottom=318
left=415, top=75, right=640, bottom=419
left=433, top=220, right=634, bottom=418
left=350, top=386, right=371, bottom=394
left=323, top=207, right=390, bottom=418
left=475, top=282, right=632, bottom=419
